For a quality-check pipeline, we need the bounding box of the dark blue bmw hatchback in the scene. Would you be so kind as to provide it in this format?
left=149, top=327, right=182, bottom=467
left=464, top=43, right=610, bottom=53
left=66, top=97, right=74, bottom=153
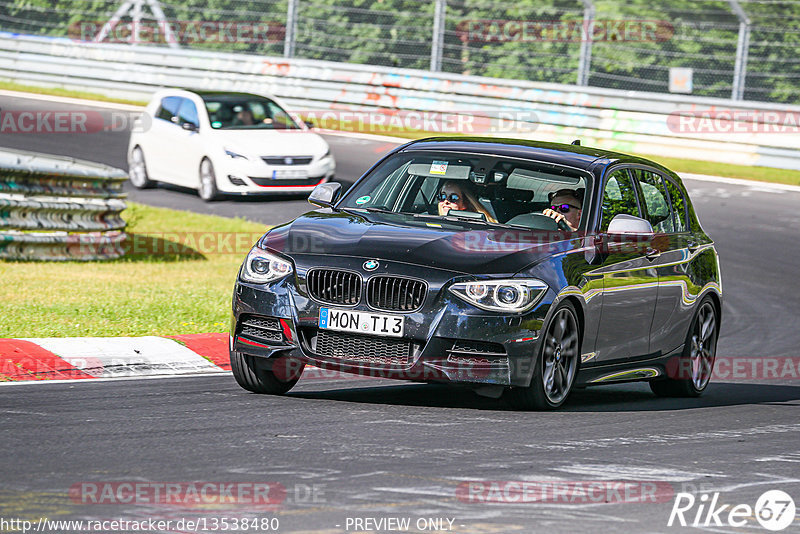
left=229, top=137, right=722, bottom=409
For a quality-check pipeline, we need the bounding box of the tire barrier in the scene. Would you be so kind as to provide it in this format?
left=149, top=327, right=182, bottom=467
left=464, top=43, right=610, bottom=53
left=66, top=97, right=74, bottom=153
left=0, top=196, right=126, bottom=231
left=0, top=148, right=127, bottom=261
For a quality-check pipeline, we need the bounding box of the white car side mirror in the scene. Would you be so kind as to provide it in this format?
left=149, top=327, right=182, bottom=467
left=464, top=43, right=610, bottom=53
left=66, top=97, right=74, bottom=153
left=606, top=214, right=654, bottom=235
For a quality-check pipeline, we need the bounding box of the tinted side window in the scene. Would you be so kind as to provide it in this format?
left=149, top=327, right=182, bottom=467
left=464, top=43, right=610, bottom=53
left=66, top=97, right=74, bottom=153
left=633, top=169, right=674, bottom=233
left=406, top=175, right=439, bottom=214
left=600, top=169, right=640, bottom=231
left=156, top=96, right=181, bottom=122
left=177, top=98, right=199, bottom=127
left=266, top=101, right=297, bottom=129
left=662, top=177, right=688, bottom=233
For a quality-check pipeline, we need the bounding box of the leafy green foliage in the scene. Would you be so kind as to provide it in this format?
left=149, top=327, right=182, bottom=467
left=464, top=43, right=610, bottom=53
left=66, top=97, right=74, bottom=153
left=2, top=0, right=798, bottom=102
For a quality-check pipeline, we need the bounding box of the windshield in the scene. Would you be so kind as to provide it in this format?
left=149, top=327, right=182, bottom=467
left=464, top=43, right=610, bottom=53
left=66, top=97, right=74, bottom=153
left=339, top=151, right=591, bottom=231
left=202, top=95, right=300, bottom=130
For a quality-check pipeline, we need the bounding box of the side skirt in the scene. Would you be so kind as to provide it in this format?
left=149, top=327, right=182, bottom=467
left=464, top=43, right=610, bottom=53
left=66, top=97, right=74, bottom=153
left=575, top=345, right=684, bottom=387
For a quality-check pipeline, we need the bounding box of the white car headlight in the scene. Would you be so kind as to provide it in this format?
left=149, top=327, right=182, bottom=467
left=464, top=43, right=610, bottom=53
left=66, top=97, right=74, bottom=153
left=225, top=148, right=249, bottom=160
left=240, top=247, right=293, bottom=284
left=449, top=279, right=548, bottom=313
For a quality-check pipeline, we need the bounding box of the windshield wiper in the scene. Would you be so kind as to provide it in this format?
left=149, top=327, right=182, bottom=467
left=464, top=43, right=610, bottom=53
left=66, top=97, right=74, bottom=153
left=413, top=212, right=521, bottom=228
left=413, top=213, right=493, bottom=226
left=339, top=206, right=395, bottom=216
left=365, top=206, right=395, bottom=214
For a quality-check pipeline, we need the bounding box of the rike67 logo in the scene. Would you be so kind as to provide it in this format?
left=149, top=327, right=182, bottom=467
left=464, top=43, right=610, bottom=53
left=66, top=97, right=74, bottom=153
left=669, top=489, right=796, bottom=531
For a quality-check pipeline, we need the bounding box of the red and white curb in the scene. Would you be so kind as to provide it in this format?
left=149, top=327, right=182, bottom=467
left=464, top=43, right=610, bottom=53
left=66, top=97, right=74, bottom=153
left=0, top=335, right=372, bottom=385
left=0, top=334, right=231, bottom=383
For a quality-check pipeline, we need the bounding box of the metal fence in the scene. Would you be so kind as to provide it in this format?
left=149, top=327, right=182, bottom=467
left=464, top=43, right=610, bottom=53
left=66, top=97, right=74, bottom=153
left=0, top=148, right=127, bottom=261
left=0, top=0, right=798, bottom=104
left=2, top=33, right=798, bottom=172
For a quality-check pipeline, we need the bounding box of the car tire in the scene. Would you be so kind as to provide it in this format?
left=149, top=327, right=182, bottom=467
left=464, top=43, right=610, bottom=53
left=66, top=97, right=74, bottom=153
left=230, top=351, right=304, bottom=394
left=650, top=296, right=718, bottom=398
left=198, top=158, right=220, bottom=201
left=128, top=146, right=154, bottom=189
left=506, top=300, right=581, bottom=410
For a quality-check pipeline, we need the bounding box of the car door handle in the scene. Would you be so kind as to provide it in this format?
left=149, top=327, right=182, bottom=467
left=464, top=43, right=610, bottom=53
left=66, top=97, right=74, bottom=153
left=645, top=248, right=661, bottom=261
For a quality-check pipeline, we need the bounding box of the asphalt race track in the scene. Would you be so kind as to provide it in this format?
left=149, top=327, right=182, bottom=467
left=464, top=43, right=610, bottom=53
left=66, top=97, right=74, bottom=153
left=2, top=94, right=799, bottom=532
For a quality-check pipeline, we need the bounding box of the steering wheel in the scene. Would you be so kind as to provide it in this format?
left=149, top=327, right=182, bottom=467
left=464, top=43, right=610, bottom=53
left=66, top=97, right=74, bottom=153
left=420, top=189, right=437, bottom=214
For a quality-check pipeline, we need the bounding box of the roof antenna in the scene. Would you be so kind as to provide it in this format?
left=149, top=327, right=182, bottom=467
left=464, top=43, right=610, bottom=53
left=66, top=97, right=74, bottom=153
left=571, top=139, right=581, bottom=146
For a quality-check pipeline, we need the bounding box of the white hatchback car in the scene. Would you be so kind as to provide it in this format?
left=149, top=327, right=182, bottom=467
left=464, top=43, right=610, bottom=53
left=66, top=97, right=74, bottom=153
left=128, top=89, right=335, bottom=201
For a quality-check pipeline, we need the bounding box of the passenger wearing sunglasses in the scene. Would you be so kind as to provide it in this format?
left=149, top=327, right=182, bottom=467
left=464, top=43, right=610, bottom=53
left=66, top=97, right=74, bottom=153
left=542, top=188, right=584, bottom=231
left=436, top=181, right=497, bottom=222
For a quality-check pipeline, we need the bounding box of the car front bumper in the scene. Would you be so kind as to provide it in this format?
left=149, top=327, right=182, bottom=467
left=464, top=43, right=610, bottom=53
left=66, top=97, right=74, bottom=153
left=216, top=156, right=335, bottom=194
left=230, top=257, right=553, bottom=387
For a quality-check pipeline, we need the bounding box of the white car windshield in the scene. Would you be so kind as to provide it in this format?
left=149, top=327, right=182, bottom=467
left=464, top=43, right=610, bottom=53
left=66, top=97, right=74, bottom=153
left=202, top=95, right=301, bottom=130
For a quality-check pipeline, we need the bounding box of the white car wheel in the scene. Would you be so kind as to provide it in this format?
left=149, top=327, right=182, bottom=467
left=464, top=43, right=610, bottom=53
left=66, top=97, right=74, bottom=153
left=128, top=147, right=153, bottom=189
left=199, top=158, right=220, bottom=201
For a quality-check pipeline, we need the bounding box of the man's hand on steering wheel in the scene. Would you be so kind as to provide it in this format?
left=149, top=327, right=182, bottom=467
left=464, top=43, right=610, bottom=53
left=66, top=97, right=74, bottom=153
left=542, top=208, right=575, bottom=231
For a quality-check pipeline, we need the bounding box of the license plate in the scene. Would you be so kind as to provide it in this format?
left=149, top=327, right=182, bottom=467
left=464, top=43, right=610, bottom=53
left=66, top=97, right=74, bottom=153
left=272, top=169, right=308, bottom=179
left=319, top=308, right=404, bottom=337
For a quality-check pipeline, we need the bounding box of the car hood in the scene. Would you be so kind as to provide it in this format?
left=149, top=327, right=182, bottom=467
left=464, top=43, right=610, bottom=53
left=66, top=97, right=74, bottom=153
left=262, top=209, right=575, bottom=275
left=210, top=130, right=329, bottom=158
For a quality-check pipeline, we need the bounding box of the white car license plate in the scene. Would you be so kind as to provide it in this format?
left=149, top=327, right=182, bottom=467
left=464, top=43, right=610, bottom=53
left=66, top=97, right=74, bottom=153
left=272, top=169, right=308, bottom=179
left=319, top=307, right=404, bottom=337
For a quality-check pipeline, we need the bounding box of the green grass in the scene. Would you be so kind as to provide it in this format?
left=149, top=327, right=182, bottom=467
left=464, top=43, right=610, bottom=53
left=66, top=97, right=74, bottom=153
left=642, top=155, right=800, bottom=186
left=0, top=80, right=148, bottom=107
left=0, top=203, right=269, bottom=337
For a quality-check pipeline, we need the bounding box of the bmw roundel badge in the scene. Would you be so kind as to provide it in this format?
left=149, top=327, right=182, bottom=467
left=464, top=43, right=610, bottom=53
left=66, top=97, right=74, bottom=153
left=363, top=260, right=379, bottom=271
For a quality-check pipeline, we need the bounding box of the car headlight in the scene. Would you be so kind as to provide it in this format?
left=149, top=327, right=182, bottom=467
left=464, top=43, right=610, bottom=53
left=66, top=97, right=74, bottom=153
left=225, top=148, right=249, bottom=160
left=240, top=247, right=293, bottom=284
left=448, top=279, right=548, bottom=313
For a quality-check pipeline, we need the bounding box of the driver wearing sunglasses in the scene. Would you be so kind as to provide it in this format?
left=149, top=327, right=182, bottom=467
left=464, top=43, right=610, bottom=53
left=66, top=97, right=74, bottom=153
left=436, top=180, right=497, bottom=222
left=542, top=188, right=584, bottom=231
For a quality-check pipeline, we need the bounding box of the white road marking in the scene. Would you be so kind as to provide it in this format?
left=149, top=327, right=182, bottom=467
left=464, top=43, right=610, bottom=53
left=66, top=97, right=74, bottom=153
left=527, top=423, right=800, bottom=451
left=552, top=463, right=716, bottom=482
left=755, top=452, right=800, bottom=463
left=0, top=371, right=231, bottom=386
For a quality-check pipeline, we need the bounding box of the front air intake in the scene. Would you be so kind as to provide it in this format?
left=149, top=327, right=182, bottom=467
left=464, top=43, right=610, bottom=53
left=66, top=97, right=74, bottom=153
left=366, top=276, right=427, bottom=312
left=306, top=269, right=361, bottom=305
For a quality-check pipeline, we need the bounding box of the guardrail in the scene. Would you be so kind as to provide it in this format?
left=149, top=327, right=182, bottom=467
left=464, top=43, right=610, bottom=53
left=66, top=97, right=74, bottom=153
left=0, top=32, right=799, bottom=170
left=0, top=148, right=127, bottom=261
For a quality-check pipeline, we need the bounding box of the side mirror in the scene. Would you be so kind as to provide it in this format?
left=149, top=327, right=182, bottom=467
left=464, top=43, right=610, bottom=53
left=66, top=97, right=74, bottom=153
left=308, top=182, right=342, bottom=208
left=182, top=121, right=198, bottom=132
left=606, top=214, right=654, bottom=235
left=304, top=120, right=314, bottom=129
